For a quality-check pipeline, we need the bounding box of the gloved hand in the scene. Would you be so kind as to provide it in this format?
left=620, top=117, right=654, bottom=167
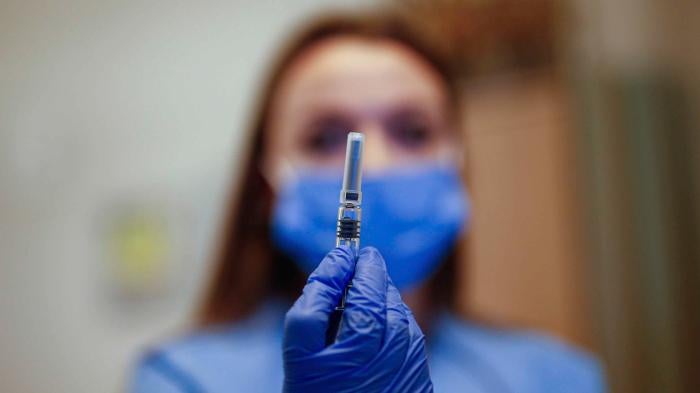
left=282, top=246, right=433, bottom=393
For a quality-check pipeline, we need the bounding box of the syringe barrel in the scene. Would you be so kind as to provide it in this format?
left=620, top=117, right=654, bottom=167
left=340, top=132, right=364, bottom=204
left=336, top=132, right=364, bottom=251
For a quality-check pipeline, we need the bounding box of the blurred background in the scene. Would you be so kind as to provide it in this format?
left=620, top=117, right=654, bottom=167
left=0, top=0, right=698, bottom=392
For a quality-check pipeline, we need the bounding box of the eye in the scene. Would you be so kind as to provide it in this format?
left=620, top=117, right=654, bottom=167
left=303, top=115, right=354, bottom=156
left=386, top=110, right=435, bottom=150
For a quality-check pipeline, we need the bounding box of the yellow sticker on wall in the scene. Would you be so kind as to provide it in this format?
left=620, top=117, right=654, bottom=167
left=107, top=211, right=170, bottom=295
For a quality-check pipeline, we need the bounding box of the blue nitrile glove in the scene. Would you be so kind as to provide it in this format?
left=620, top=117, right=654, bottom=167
left=282, top=246, right=433, bottom=393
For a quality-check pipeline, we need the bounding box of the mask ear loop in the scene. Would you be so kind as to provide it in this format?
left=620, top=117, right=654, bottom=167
left=259, top=156, right=298, bottom=194
left=432, top=139, right=465, bottom=170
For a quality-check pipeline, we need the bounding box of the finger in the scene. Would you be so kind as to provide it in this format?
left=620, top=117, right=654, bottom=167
left=398, top=311, right=431, bottom=392
left=284, top=246, right=356, bottom=356
left=336, top=247, right=388, bottom=358
left=368, top=277, right=410, bottom=384
left=384, top=277, right=433, bottom=392
left=385, top=277, right=410, bottom=355
left=402, top=295, right=430, bottom=383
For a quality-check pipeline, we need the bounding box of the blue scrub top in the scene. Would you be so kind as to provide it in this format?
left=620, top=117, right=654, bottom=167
left=131, top=302, right=605, bottom=392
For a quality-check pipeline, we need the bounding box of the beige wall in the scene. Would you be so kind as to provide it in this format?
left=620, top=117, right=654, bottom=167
left=457, top=71, right=593, bottom=349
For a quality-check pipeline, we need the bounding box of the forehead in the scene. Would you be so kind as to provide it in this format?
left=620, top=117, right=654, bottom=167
left=271, top=36, right=448, bottom=114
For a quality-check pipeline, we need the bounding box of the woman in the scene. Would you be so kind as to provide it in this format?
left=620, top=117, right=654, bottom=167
left=131, top=11, right=605, bottom=392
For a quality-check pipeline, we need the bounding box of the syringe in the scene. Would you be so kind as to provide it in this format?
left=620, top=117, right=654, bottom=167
left=325, top=131, right=364, bottom=346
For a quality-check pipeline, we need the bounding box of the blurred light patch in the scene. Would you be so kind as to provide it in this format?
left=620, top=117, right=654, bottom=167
left=107, top=210, right=170, bottom=295
left=100, top=203, right=186, bottom=300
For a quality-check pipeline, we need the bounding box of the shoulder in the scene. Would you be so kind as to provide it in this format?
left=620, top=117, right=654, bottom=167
left=504, top=329, right=605, bottom=391
left=131, top=339, right=208, bottom=393
left=129, top=306, right=286, bottom=392
left=430, top=315, right=606, bottom=393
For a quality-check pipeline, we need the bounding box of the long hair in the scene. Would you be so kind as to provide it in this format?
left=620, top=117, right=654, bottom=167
left=197, top=11, right=461, bottom=326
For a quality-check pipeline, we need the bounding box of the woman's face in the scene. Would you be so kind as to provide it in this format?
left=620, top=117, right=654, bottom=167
left=264, top=36, right=457, bottom=186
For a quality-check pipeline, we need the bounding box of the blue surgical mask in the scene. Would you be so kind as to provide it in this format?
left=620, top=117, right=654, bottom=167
left=271, top=163, right=470, bottom=290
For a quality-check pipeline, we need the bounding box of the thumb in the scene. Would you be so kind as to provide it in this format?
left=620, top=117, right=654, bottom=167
left=336, top=247, right=388, bottom=359
left=283, top=246, right=356, bottom=357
